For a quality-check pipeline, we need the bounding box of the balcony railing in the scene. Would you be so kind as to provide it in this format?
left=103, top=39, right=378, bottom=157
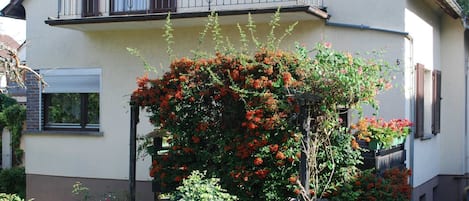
left=56, top=0, right=324, bottom=19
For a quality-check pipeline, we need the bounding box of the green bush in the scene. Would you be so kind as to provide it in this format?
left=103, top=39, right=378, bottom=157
left=0, top=94, right=17, bottom=114
left=0, top=193, right=27, bottom=201
left=0, top=167, right=26, bottom=199
left=330, top=168, right=411, bottom=201
left=170, top=171, right=237, bottom=201
left=135, top=11, right=393, bottom=201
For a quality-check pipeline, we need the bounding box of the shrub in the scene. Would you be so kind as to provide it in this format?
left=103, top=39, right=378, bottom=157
left=71, top=181, right=129, bottom=201
left=330, top=168, right=412, bottom=201
left=0, top=193, right=27, bottom=201
left=170, top=170, right=237, bottom=201
left=133, top=11, right=394, bottom=201
left=0, top=167, right=26, bottom=199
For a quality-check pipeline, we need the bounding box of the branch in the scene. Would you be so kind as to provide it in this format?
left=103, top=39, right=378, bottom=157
left=0, top=41, right=46, bottom=89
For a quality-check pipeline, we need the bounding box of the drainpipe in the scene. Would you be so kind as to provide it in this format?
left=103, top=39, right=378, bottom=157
left=405, top=34, right=415, bottom=191
left=462, top=13, right=469, bottom=190
left=325, top=18, right=413, bottom=185
left=325, top=21, right=409, bottom=36
left=462, top=15, right=468, bottom=188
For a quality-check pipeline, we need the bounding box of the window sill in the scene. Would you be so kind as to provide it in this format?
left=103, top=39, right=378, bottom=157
left=25, top=130, right=103, bottom=137
left=420, top=134, right=434, bottom=141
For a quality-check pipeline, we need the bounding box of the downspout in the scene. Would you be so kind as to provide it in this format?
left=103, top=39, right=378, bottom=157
left=405, top=34, right=415, bottom=190
left=461, top=15, right=468, bottom=187
left=463, top=37, right=469, bottom=186
left=325, top=19, right=413, bottom=186
left=325, top=21, right=409, bottom=36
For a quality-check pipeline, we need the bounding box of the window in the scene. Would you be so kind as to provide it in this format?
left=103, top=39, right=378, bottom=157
left=44, top=93, right=99, bottom=130
left=112, top=0, right=148, bottom=13
left=82, top=0, right=100, bottom=17
left=415, top=63, right=441, bottom=138
left=41, top=68, right=101, bottom=131
left=110, top=0, right=176, bottom=14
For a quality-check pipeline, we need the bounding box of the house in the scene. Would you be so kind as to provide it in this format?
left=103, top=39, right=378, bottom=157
left=0, top=1, right=27, bottom=102
left=6, top=0, right=466, bottom=200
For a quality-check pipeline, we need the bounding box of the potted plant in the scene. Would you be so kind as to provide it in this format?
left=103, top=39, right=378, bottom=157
left=351, top=117, right=412, bottom=150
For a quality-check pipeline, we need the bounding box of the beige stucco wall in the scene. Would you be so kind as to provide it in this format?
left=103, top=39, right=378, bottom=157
left=23, top=0, right=331, bottom=182
left=324, top=0, right=407, bottom=120
left=324, top=0, right=405, bottom=32
left=404, top=0, right=466, bottom=188
left=27, top=0, right=459, bottom=194
left=406, top=0, right=441, bottom=188
left=439, top=14, right=466, bottom=176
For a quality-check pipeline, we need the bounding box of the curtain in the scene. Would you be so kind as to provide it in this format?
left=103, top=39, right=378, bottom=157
left=113, top=0, right=148, bottom=12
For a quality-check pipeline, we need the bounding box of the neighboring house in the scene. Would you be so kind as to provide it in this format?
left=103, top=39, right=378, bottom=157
left=0, top=34, right=26, bottom=103
left=3, top=0, right=466, bottom=200
left=0, top=1, right=27, bottom=103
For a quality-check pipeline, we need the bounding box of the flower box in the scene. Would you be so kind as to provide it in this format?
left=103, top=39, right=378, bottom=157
left=367, top=137, right=406, bottom=150
left=358, top=141, right=406, bottom=173
left=351, top=117, right=411, bottom=149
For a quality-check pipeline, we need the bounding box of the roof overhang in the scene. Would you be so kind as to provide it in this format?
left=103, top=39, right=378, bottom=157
left=45, top=6, right=328, bottom=31
left=0, top=0, right=25, bottom=20
left=434, top=0, right=463, bottom=19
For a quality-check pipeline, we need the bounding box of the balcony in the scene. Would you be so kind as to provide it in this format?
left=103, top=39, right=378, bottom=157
left=46, top=0, right=328, bottom=31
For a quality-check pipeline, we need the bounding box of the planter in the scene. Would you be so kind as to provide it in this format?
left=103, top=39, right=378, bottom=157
left=358, top=140, right=406, bottom=173
left=364, top=137, right=406, bottom=151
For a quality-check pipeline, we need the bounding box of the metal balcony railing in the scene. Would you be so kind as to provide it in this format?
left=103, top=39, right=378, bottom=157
left=56, top=0, right=324, bottom=19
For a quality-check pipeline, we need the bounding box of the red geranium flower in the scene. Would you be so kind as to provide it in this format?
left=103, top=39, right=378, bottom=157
left=253, top=157, right=263, bottom=166
left=192, top=136, right=200, bottom=144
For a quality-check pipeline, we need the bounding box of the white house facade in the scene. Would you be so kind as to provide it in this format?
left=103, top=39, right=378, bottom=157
left=11, top=0, right=468, bottom=200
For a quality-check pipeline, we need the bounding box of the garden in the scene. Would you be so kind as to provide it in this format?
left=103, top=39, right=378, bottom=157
left=131, top=11, right=412, bottom=201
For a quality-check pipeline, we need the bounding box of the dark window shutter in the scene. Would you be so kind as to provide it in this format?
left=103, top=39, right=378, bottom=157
left=432, top=70, right=441, bottom=134
left=415, top=63, right=425, bottom=138
left=82, top=0, right=99, bottom=17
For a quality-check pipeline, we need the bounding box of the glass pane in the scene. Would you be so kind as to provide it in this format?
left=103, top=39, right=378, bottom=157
left=88, top=93, right=99, bottom=124
left=132, top=0, right=148, bottom=11
left=47, top=93, right=81, bottom=124
left=113, top=0, right=149, bottom=12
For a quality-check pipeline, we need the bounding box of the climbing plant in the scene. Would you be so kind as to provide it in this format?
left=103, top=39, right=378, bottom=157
left=0, top=94, right=26, bottom=166
left=132, top=11, right=395, bottom=201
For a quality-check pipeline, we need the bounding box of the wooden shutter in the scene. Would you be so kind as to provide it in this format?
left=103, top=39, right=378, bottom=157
left=82, top=0, right=99, bottom=17
left=432, top=70, right=441, bottom=134
left=415, top=63, right=425, bottom=138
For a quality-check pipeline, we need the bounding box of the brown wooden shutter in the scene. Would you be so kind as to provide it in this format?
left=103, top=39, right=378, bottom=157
left=432, top=70, right=441, bottom=134
left=415, top=63, right=425, bottom=138
left=82, top=0, right=99, bottom=17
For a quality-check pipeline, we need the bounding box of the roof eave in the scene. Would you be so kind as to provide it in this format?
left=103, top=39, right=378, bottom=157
left=435, top=0, right=463, bottom=19
left=0, top=0, right=25, bottom=20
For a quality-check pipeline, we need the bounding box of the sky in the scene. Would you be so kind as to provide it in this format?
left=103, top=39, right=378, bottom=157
left=0, top=0, right=26, bottom=43
left=0, top=0, right=6, bottom=9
